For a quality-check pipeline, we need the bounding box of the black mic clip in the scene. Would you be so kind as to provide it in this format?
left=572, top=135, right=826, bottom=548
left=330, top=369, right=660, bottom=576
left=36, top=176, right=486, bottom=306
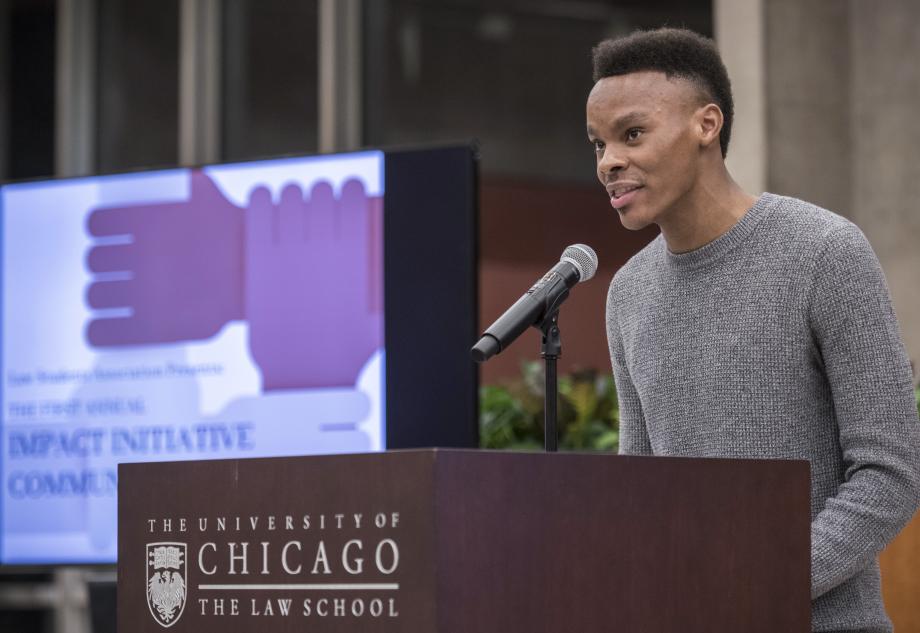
left=539, top=310, right=562, bottom=359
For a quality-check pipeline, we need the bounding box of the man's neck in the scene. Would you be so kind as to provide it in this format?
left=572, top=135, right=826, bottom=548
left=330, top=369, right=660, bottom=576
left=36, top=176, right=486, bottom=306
left=659, top=170, right=757, bottom=254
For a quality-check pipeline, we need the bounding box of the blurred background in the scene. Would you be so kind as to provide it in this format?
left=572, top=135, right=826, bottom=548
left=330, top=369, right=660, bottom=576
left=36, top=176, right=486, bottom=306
left=2, top=0, right=919, bottom=631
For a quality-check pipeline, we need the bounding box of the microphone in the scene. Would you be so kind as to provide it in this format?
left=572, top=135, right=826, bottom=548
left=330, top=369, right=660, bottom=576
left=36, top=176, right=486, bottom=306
left=471, top=244, right=597, bottom=362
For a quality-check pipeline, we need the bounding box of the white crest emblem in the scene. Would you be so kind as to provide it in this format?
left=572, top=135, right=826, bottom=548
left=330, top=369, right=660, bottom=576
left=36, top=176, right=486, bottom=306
left=146, top=542, right=188, bottom=628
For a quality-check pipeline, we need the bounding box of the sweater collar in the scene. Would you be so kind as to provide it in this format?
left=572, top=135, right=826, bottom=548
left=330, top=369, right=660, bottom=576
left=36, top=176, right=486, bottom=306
left=662, top=192, right=777, bottom=271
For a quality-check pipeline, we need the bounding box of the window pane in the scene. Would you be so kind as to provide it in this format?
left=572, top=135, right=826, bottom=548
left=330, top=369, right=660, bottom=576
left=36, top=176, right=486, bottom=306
left=364, top=0, right=712, bottom=183
left=3, top=0, right=56, bottom=180
left=96, top=0, right=180, bottom=173
left=221, top=0, right=319, bottom=162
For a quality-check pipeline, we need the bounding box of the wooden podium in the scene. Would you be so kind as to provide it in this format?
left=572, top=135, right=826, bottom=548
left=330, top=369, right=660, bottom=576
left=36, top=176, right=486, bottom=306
left=118, top=449, right=810, bottom=632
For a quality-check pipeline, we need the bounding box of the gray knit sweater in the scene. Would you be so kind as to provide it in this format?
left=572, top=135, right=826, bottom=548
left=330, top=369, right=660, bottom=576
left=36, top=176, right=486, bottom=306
left=606, top=193, right=920, bottom=632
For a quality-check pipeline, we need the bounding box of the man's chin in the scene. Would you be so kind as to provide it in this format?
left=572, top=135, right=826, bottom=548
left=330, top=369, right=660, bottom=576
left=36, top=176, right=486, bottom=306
left=615, top=207, right=654, bottom=232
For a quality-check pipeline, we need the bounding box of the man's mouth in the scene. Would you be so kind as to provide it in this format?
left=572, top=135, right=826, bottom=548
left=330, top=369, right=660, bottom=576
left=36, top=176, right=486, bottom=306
left=610, top=184, right=642, bottom=198
left=607, top=183, right=644, bottom=207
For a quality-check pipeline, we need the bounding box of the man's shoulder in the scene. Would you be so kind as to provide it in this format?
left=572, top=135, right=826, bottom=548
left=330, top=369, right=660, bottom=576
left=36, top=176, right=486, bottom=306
left=760, top=193, right=858, bottom=246
left=755, top=194, right=881, bottom=282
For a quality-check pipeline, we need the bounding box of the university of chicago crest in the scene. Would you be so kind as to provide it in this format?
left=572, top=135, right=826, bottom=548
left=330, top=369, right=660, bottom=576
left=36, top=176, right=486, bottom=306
left=146, top=542, right=187, bottom=628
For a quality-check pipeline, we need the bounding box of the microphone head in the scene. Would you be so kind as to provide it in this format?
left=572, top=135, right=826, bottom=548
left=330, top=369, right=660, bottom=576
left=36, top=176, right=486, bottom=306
left=560, top=244, right=598, bottom=282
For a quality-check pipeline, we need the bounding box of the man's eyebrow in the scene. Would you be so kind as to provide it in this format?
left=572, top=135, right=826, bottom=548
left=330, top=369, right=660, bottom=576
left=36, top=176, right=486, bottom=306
left=587, top=111, right=650, bottom=138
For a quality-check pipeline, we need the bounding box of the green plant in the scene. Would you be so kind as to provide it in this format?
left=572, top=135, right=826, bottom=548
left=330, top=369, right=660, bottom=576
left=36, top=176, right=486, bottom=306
left=481, top=372, right=919, bottom=452
left=479, top=361, right=619, bottom=452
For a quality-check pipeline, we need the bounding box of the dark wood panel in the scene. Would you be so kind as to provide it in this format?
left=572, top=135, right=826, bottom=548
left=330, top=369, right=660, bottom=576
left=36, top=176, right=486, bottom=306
left=435, top=451, right=810, bottom=633
left=117, top=450, right=810, bottom=632
left=881, top=512, right=920, bottom=632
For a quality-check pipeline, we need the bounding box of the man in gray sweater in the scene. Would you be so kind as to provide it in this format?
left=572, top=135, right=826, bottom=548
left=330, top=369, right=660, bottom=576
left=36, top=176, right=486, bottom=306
left=589, top=28, right=920, bottom=632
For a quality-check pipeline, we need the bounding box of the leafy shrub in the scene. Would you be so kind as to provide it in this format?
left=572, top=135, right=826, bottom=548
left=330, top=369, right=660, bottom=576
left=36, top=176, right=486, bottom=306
left=479, top=361, right=619, bottom=452
left=481, top=372, right=920, bottom=452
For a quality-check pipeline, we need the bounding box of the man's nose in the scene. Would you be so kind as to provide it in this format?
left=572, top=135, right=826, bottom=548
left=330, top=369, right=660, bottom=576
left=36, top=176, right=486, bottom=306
left=597, top=148, right=628, bottom=175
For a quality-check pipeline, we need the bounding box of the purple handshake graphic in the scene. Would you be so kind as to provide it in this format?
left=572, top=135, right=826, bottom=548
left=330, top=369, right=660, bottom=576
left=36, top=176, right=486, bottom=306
left=85, top=170, right=383, bottom=391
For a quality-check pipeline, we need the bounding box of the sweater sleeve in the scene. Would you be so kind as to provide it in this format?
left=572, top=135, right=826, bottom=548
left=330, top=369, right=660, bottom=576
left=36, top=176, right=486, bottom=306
left=807, top=223, right=920, bottom=599
left=607, top=278, right=653, bottom=456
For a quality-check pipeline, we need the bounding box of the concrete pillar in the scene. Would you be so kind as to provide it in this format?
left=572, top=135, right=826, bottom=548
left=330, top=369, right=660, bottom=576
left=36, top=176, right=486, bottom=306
left=55, top=0, right=96, bottom=177
left=714, top=0, right=766, bottom=195
left=179, top=0, right=222, bottom=165
left=848, top=0, right=920, bottom=371
left=764, top=0, right=852, bottom=219
left=761, top=0, right=920, bottom=371
left=53, top=569, right=90, bottom=633
left=319, top=0, right=362, bottom=152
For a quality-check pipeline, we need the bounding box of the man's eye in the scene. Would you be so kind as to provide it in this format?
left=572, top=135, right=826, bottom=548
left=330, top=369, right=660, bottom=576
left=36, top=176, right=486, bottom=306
left=592, top=140, right=604, bottom=152
left=626, top=128, right=643, bottom=142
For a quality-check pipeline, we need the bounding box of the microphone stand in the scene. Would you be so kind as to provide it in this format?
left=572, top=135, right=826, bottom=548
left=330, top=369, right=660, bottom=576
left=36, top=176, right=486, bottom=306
left=540, top=311, right=561, bottom=452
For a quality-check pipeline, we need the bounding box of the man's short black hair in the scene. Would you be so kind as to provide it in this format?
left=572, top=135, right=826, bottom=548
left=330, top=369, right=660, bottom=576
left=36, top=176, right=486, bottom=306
left=592, top=28, right=734, bottom=157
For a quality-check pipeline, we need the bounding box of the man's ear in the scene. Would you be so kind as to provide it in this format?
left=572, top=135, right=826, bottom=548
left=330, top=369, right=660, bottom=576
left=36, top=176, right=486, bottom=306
left=696, top=103, right=723, bottom=150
